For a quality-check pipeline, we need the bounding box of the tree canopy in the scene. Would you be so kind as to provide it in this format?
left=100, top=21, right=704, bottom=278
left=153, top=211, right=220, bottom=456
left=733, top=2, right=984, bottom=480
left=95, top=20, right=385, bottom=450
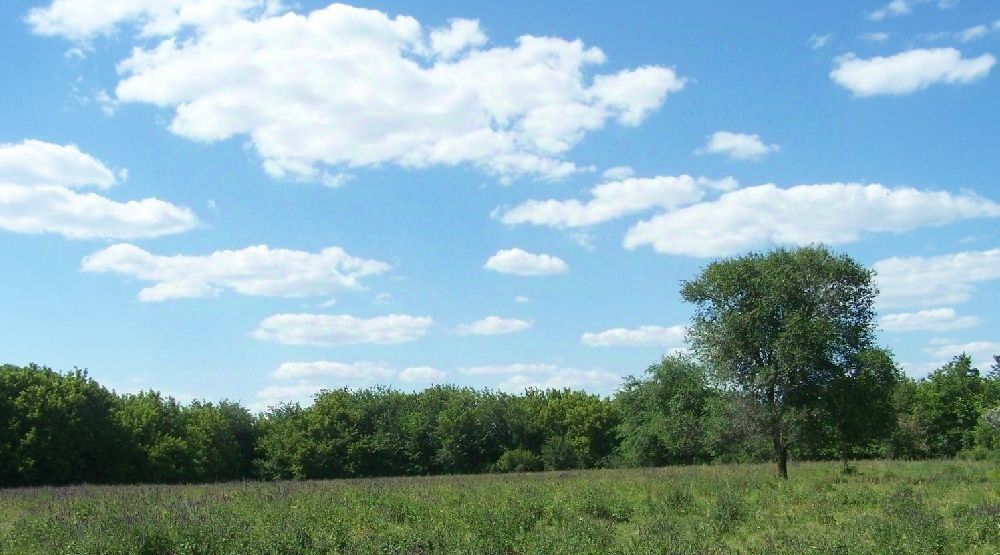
left=680, top=245, right=885, bottom=478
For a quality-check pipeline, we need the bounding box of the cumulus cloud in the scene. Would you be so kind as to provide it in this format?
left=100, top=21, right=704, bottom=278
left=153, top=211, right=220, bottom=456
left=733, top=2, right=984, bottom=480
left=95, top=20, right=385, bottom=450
left=867, top=0, right=913, bottom=21
left=581, top=325, right=686, bottom=347
left=455, top=316, right=532, bottom=335
left=497, top=368, right=621, bottom=393
left=929, top=340, right=1000, bottom=368
left=254, top=383, right=324, bottom=407
left=458, top=363, right=619, bottom=393
left=0, top=140, right=116, bottom=188
left=484, top=248, right=568, bottom=276
left=624, top=183, right=1000, bottom=257
left=272, top=360, right=394, bottom=380
left=698, top=131, right=779, bottom=161
left=879, top=308, right=981, bottom=332
left=497, top=175, right=733, bottom=229
left=50, top=3, right=683, bottom=183
left=831, top=48, right=995, bottom=96
left=0, top=140, right=197, bottom=239
left=874, top=248, right=1000, bottom=308
left=398, top=366, right=446, bottom=382
left=601, top=166, right=635, bottom=181
left=429, top=18, right=486, bottom=59
left=81, top=243, right=390, bottom=301
left=955, top=21, right=1000, bottom=43
left=253, top=313, right=433, bottom=345
left=257, top=360, right=446, bottom=406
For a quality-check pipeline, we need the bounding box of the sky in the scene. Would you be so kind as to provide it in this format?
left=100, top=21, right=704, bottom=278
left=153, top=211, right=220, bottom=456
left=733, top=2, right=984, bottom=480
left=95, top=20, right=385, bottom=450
left=0, top=0, right=998, bottom=410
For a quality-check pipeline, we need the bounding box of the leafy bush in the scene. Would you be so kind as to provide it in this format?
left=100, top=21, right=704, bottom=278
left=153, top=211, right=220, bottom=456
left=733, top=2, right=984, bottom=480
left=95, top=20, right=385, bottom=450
left=493, top=448, right=543, bottom=473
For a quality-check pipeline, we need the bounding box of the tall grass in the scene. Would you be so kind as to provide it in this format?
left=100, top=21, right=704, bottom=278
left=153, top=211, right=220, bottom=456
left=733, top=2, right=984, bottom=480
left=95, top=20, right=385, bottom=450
left=0, top=460, right=997, bottom=554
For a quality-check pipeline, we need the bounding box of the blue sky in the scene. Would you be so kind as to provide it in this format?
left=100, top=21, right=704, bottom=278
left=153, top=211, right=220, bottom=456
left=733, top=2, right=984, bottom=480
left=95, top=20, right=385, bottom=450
left=0, top=0, right=997, bottom=409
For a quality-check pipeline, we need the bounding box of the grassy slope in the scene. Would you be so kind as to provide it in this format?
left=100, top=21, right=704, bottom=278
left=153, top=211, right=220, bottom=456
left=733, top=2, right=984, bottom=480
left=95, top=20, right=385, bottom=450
left=0, top=460, right=997, bottom=554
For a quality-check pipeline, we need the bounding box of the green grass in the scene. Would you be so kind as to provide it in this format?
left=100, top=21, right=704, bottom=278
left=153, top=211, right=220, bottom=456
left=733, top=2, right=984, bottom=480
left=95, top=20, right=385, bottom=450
left=0, top=460, right=998, bottom=554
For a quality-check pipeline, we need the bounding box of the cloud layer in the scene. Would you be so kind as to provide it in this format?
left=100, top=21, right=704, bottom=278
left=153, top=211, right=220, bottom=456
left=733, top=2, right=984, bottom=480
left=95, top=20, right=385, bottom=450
left=52, top=3, right=684, bottom=183
left=879, top=308, right=981, bottom=332
left=581, top=325, right=686, bottom=347
left=497, top=175, right=733, bottom=228
left=484, top=248, right=569, bottom=276
left=254, top=313, right=433, bottom=345
left=455, top=316, right=532, bottom=335
left=699, top=131, right=779, bottom=161
left=831, top=48, right=995, bottom=96
left=82, top=243, right=391, bottom=301
left=459, top=363, right=620, bottom=393
left=624, top=183, right=1000, bottom=257
left=0, top=140, right=197, bottom=239
left=874, top=248, right=1000, bottom=308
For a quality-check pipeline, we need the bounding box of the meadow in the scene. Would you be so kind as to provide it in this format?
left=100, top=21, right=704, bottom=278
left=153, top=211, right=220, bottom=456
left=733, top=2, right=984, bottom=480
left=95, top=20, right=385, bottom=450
left=1, top=460, right=997, bottom=555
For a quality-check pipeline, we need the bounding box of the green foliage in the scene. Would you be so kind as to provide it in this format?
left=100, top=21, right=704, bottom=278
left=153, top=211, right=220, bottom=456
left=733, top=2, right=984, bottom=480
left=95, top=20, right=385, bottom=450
left=493, top=448, right=543, bottom=473
left=916, top=355, right=985, bottom=457
left=0, top=364, right=130, bottom=485
left=616, top=355, right=717, bottom=466
left=681, top=245, right=882, bottom=477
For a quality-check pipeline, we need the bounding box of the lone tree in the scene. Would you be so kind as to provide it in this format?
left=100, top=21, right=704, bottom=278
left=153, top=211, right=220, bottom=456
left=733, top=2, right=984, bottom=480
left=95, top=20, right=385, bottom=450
left=681, top=245, right=880, bottom=478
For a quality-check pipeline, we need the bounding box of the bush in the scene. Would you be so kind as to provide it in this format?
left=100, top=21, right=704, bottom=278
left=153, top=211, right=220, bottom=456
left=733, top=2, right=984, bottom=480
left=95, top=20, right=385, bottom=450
left=494, top=448, right=543, bottom=473
left=541, top=436, right=584, bottom=470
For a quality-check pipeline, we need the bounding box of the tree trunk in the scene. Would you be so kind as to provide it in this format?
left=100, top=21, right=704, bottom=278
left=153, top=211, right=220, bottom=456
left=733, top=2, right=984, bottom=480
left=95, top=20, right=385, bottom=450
left=773, top=430, right=788, bottom=479
left=768, top=384, right=788, bottom=479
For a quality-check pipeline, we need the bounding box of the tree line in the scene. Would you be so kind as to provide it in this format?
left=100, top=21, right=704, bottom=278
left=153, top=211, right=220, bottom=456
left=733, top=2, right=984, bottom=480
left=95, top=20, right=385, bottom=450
left=1, top=246, right=998, bottom=486
left=1, top=353, right=997, bottom=487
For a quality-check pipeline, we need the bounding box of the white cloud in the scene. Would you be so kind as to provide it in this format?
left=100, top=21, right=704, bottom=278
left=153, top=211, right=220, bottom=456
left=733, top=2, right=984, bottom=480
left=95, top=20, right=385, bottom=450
left=253, top=313, right=433, bottom=345
left=514, top=295, right=530, bottom=303
left=458, top=362, right=619, bottom=393
left=0, top=140, right=116, bottom=188
left=272, top=360, right=394, bottom=380
left=60, top=3, right=685, bottom=183
left=861, top=32, right=890, bottom=42
left=601, top=166, right=635, bottom=181
left=867, top=0, right=913, bottom=21
left=581, top=325, right=686, bottom=347
left=957, top=24, right=989, bottom=42
left=27, top=0, right=286, bottom=40
left=497, top=368, right=621, bottom=393
left=808, top=34, right=833, bottom=49
left=81, top=243, right=390, bottom=301
left=955, top=21, right=1000, bottom=42
left=484, top=248, right=568, bottom=276
left=929, top=341, right=1000, bottom=368
left=399, top=366, right=446, bottom=382
left=258, top=361, right=445, bottom=406
left=624, top=183, right=1000, bottom=257
left=880, top=308, right=981, bottom=331
left=874, top=248, right=1000, bottom=308
left=497, top=175, right=734, bottom=229
left=429, top=18, right=486, bottom=59
left=254, top=383, right=324, bottom=406
left=456, top=316, right=532, bottom=335
left=698, top=131, right=779, bottom=161
left=0, top=140, right=197, bottom=239
left=831, top=48, right=995, bottom=96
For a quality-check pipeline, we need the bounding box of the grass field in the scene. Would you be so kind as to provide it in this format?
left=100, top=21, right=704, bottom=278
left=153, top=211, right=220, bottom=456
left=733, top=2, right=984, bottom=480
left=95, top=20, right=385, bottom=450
left=0, top=460, right=997, bottom=554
